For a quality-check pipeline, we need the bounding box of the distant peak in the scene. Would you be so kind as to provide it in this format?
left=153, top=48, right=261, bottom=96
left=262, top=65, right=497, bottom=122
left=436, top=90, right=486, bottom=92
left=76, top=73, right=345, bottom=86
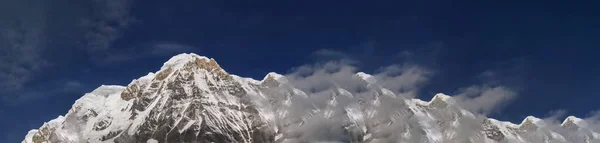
left=263, top=72, right=285, bottom=81
left=430, top=93, right=455, bottom=103
left=565, top=116, right=583, bottom=122
left=519, top=116, right=545, bottom=130
left=261, top=72, right=287, bottom=87
left=432, top=93, right=452, bottom=101
left=561, top=116, right=585, bottom=127
left=355, top=72, right=376, bottom=83
left=427, top=93, right=456, bottom=108
left=522, top=116, right=543, bottom=123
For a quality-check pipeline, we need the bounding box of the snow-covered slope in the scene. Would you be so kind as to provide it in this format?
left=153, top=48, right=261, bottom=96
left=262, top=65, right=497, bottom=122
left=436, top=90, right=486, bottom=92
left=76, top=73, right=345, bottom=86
left=23, top=53, right=600, bottom=143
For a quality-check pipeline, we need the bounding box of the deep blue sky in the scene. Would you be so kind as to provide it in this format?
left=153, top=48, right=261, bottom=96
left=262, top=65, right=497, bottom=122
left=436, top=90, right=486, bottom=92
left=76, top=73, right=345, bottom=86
left=1, top=0, right=599, bottom=142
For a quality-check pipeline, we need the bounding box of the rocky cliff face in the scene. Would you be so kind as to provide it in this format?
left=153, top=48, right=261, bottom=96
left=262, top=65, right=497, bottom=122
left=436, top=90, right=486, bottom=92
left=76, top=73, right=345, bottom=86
left=23, top=53, right=600, bottom=143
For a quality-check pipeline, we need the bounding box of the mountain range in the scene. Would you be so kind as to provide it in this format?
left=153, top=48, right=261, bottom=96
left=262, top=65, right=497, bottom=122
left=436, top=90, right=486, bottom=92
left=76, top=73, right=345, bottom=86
left=23, top=53, right=600, bottom=143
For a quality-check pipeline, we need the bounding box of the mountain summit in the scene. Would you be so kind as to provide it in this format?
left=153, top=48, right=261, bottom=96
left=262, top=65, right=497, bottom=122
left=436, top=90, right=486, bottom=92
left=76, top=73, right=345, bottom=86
left=23, top=53, right=600, bottom=143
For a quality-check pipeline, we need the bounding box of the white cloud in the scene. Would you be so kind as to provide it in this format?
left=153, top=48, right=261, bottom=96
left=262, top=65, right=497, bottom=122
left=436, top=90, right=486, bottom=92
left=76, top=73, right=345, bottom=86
left=150, top=43, right=195, bottom=56
left=285, top=61, right=362, bottom=96
left=312, top=49, right=350, bottom=59
left=285, top=60, right=431, bottom=98
left=309, top=49, right=359, bottom=66
left=585, top=110, right=600, bottom=132
left=1, top=80, right=87, bottom=106
left=276, top=55, right=520, bottom=142
left=278, top=50, right=600, bottom=142
left=543, top=109, right=568, bottom=123
left=454, top=85, right=518, bottom=115
left=63, top=81, right=85, bottom=92
left=79, top=0, right=135, bottom=54
left=374, top=65, right=432, bottom=98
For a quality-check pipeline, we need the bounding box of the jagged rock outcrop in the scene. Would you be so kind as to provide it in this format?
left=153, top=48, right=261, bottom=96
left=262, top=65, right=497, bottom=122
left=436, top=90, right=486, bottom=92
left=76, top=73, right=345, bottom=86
left=23, top=53, right=600, bottom=143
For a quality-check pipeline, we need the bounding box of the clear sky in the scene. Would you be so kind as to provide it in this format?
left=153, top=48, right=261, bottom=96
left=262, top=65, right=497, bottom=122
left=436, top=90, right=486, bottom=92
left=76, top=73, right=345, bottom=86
left=1, top=0, right=599, bottom=142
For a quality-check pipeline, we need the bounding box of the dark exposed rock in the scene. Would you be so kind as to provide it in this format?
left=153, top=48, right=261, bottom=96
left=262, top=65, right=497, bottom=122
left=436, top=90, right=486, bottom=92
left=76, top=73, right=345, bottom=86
left=81, top=109, right=98, bottom=121
left=155, top=67, right=174, bottom=81
left=483, top=118, right=505, bottom=141
left=101, top=130, right=122, bottom=141
left=120, top=83, right=140, bottom=101
left=93, top=117, right=112, bottom=131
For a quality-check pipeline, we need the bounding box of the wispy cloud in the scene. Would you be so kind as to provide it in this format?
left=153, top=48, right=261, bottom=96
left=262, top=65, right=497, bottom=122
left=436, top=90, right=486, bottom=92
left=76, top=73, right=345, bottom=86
left=79, top=0, right=135, bottom=55
left=1, top=80, right=87, bottom=106
left=76, top=1, right=200, bottom=65
left=99, top=42, right=197, bottom=64
left=150, top=43, right=196, bottom=56
left=63, top=81, right=85, bottom=93
left=310, top=49, right=358, bottom=65
left=278, top=55, right=433, bottom=141
left=449, top=57, right=527, bottom=116
left=454, top=85, right=518, bottom=115
left=285, top=60, right=432, bottom=98
left=0, top=0, right=50, bottom=95
left=374, top=65, right=432, bottom=98
left=585, top=110, right=600, bottom=131
left=286, top=48, right=528, bottom=123
left=0, top=0, right=137, bottom=103
left=274, top=48, right=524, bottom=142
left=543, top=109, right=569, bottom=122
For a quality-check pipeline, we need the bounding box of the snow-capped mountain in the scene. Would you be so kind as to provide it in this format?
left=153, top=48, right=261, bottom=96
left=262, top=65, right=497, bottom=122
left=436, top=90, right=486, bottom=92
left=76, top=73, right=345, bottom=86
left=23, top=53, right=600, bottom=143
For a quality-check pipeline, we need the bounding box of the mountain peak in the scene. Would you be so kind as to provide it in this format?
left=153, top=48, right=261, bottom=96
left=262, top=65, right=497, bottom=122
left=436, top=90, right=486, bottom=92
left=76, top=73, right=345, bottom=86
left=426, top=93, right=457, bottom=109
left=355, top=72, right=376, bottom=84
left=263, top=72, right=285, bottom=82
left=261, top=72, right=286, bottom=87
left=561, top=116, right=585, bottom=127
left=432, top=93, right=453, bottom=101
left=160, top=53, right=226, bottom=74
left=519, top=116, right=544, bottom=130
left=121, top=53, right=231, bottom=101
left=160, top=53, right=209, bottom=70
left=430, top=93, right=455, bottom=104
left=522, top=116, right=543, bottom=124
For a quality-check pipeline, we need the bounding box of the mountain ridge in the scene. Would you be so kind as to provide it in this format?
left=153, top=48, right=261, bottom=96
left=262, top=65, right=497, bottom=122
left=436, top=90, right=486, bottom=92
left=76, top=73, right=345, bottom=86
left=23, top=53, right=600, bottom=143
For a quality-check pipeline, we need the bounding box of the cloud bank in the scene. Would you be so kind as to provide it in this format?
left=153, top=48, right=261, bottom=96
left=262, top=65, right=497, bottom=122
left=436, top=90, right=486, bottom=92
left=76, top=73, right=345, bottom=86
left=261, top=49, right=526, bottom=142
